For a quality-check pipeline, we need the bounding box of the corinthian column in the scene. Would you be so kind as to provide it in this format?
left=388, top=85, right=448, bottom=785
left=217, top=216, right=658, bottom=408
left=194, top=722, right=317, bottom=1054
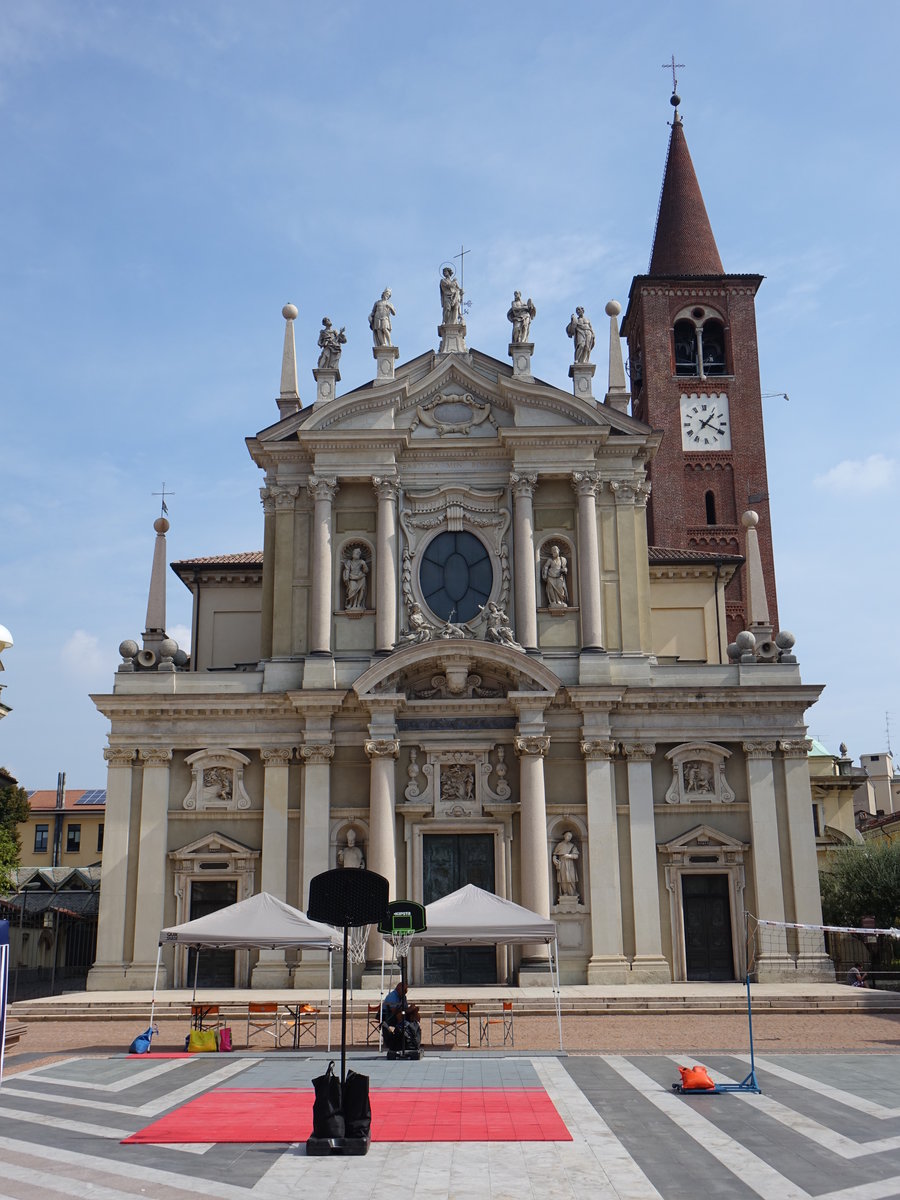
left=572, top=471, right=604, bottom=650
left=364, top=736, right=399, bottom=962
left=581, top=739, right=629, bottom=983
left=622, top=742, right=670, bottom=982
left=87, top=747, right=135, bottom=990
left=308, top=475, right=338, bottom=655
left=515, top=733, right=551, bottom=969
left=271, top=484, right=300, bottom=657
left=373, top=476, right=399, bottom=653
left=130, top=747, right=173, bottom=983
left=253, top=746, right=294, bottom=987
left=743, top=740, right=792, bottom=978
left=510, top=472, right=539, bottom=652
left=780, top=739, right=833, bottom=980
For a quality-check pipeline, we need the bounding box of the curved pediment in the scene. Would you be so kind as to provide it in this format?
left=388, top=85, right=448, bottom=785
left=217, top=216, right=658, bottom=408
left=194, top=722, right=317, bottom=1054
left=353, top=638, right=562, bottom=701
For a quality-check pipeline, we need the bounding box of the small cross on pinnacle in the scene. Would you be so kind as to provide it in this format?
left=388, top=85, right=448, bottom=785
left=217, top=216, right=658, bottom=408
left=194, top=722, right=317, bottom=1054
left=662, top=54, right=684, bottom=95
left=152, top=482, right=174, bottom=517
left=454, top=244, right=472, bottom=314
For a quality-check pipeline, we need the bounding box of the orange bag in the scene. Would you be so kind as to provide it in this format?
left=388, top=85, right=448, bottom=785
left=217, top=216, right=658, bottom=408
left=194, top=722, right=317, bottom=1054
left=678, top=1064, right=715, bottom=1090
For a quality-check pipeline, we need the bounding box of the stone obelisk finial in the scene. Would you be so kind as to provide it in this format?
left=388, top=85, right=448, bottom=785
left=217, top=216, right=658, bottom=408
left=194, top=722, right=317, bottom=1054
left=604, top=300, right=630, bottom=413
left=278, top=303, right=301, bottom=417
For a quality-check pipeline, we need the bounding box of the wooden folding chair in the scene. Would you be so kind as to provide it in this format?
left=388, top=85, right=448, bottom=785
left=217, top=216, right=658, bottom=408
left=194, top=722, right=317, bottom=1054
left=246, top=1002, right=280, bottom=1047
left=432, top=1002, right=470, bottom=1046
left=191, top=1004, right=220, bottom=1032
left=479, top=1001, right=514, bottom=1047
left=366, top=1003, right=383, bottom=1046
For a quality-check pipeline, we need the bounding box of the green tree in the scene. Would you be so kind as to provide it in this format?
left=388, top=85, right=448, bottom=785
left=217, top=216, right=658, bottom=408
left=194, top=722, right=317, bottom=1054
left=0, top=771, right=30, bottom=893
left=819, top=839, right=900, bottom=930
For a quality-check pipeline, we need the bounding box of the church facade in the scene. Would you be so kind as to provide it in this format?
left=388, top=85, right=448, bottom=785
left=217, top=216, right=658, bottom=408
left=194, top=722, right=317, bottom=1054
left=88, top=97, right=832, bottom=992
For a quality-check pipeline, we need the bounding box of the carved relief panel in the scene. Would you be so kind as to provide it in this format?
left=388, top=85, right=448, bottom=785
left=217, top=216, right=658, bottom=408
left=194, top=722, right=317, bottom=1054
left=404, top=745, right=512, bottom=816
left=182, top=749, right=253, bottom=811
left=664, top=742, right=735, bottom=805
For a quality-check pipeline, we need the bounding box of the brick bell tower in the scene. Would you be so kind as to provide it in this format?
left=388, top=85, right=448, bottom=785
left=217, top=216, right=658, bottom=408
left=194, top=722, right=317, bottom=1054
left=621, top=90, right=778, bottom=643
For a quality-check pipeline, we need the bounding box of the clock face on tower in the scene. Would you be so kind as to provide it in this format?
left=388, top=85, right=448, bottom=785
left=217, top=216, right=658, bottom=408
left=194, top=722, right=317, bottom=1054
left=680, top=393, right=731, bottom=451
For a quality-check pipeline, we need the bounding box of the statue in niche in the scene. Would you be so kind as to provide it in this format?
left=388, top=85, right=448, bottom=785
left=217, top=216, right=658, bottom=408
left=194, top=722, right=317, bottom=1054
left=507, top=291, right=536, bottom=343
left=342, top=546, right=369, bottom=610
left=338, top=829, right=365, bottom=869
left=552, top=831, right=580, bottom=900
left=201, top=767, right=232, bottom=806
left=317, top=317, right=347, bottom=369
left=566, top=307, right=595, bottom=363
left=480, top=600, right=523, bottom=651
left=368, top=287, right=396, bottom=347
left=541, top=544, right=569, bottom=607
left=684, top=761, right=713, bottom=795
left=440, top=266, right=463, bottom=325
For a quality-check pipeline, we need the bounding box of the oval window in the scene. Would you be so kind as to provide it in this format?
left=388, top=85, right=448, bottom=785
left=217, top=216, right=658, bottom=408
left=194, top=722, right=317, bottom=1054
left=419, top=531, right=493, bottom=622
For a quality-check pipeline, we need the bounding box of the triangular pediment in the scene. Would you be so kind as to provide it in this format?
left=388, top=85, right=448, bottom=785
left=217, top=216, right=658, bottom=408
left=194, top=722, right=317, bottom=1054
left=169, top=831, right=258, bottom=860
left=657, top=824, right=749, bottom=854
left=251, top=346, right=652, bottom=445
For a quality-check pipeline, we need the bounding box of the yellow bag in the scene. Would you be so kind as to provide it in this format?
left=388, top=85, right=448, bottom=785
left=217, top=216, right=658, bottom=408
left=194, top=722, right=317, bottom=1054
left=188, top=1028, right=218, bottom=1053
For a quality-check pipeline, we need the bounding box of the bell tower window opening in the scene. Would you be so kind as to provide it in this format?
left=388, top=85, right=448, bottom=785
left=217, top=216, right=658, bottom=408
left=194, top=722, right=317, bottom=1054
left=705, top=490, right=717, bottom=525
left=701, top=319, right=726, bottom=376
left=674, top=319, right=698, bottom=376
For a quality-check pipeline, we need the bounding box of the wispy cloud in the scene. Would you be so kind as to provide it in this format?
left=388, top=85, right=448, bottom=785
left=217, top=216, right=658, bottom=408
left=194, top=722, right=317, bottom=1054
left=814, top=453, right=896, bottom=494
left=60, top=630, right=118, bottom=681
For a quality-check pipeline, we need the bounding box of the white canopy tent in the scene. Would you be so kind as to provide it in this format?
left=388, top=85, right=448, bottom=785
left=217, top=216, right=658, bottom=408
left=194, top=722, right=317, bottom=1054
left=383, top=885, right=564, bottom=1050
left=152, top=892, right=343, bottom=1045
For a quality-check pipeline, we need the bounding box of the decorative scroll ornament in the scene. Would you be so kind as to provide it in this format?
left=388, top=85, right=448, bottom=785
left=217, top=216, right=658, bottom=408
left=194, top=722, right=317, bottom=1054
left=139, top=747, right=174, bottom=767
left=261, top=747, right=293, bottom=767
left=514, top=735, right=550, bottom=757
left=365, top=738, right=400, bottom=759
left=104, top=747, right=136, bottom=767
left=621, top=742, right=655, bottom=762
left=300, top=743, right=335, bottom=764
left=779, top=739, right=814, bottom=758
left=183, top=748, right=252, bottom=811
left=742, top=740, right=778, bottom=759
left=410, top=392, right=498, bottom=437
left=581, top=740, right=616, bottom=760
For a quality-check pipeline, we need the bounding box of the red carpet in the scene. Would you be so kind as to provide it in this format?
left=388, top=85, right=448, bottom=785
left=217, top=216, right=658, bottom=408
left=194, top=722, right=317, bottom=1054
left=123, top=1086, right=571, bottom=1143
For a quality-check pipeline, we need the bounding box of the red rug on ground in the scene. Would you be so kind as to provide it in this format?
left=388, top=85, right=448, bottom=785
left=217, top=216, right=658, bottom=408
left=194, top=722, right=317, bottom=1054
left=122, top=1086, right=571, bottom=1144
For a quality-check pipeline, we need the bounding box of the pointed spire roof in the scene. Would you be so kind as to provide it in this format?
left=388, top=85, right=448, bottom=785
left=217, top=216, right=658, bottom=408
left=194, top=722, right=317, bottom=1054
left=649, top=100, right=724, bottom=277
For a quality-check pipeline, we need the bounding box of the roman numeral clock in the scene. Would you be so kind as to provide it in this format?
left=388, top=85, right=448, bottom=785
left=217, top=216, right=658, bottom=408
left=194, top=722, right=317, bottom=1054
left=680, top=394, right=731, bottom=451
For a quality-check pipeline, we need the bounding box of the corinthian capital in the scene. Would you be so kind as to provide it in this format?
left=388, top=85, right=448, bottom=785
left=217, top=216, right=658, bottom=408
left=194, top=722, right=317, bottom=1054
left=510, top=472, right=538, bottom=499
left=307, top=475, right=339, bottom=503
left=514, top=735, right=550, bottom=757
left=622, top=741, right=655, bottom=762
left=300, top=742, right=335, bottom=764
left=270, top=484, right=300, bottom=511
left=104, top=747, right=135, bottom=767
left=261, top=747, right=294, bottom=767
left=372, top=475, right=400, bottom=503
left=779, top=739, right=813, bottom=759
left=365, top=738, right=400, bottom=759
left=139, top=747, right=173, bottom=767
left=571, top=470, right=601, bottom=498
left=581, top=739, right=616, bottom=761
left=259, top=487, right=276, bottom=515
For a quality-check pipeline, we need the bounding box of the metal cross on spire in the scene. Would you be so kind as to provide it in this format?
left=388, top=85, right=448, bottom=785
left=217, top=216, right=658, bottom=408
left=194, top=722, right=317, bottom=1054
left=152, top=482, right=174, bottom=517
left=453, top=244, right=472, bottom=314
left=662, top=54, right=685, bottom=95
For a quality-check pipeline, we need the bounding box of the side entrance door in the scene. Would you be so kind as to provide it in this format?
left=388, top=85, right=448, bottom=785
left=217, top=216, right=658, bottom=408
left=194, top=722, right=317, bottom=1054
left=186, top=880, right=237, bottom=987
left=423, top=833, right=496, bottom=985
left=682, top=873, right=735, bottom=981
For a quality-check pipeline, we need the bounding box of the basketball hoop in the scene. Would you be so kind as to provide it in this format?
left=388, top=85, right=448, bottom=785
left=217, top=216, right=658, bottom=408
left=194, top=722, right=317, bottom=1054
left=377, top=901, right=426, bottom=973
left=348, top=925, right=370, bottom=964
left=388, top=930, right=414, bottom=960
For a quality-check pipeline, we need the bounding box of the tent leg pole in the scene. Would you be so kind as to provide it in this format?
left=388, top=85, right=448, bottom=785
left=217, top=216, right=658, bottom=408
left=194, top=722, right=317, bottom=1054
left=553, top=937, right=563, bottom=1053
left=149, top=945, right=161, bottom=1029
left=327, top=949, right=332, bottom=1053
left=192, top=947, right=200, bottom=1004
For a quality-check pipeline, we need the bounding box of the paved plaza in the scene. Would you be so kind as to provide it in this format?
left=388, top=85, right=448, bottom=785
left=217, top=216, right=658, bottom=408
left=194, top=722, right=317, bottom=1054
left=4, top=1046, right=900, bottom=1198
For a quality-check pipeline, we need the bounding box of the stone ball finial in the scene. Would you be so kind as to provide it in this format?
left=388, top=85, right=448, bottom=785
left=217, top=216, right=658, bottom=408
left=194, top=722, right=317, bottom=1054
left=153, top=517, right=169, bottom=534
left=159, top=637, right=178, bottom=659
left=172, top=648, right=189, bottom=667
left=741, top=510, right=759, bottom=528
left=119, top=638, right=139, bottom=660
left=282, top=303, right=298, bottom=321
left=726, top=642, right=740, bottom=662
left=734, top=630, right=757, bottom=652
left=605, top=300, right=621, bottom=317
left=774, top=630, right=795, bottom=650
left=840, top=742, right=848, bottom=757
left=670, top=92, right=681, bottom=108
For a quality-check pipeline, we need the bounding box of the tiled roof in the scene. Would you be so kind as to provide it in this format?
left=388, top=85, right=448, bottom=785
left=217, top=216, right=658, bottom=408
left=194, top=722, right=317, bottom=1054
left=26, top=790, right=106, bottom=811
left=649, top=117, right=724, bottom=276
left=648, top=545, right=743, bottom=565
left=172, top=552, right=263, bottom=567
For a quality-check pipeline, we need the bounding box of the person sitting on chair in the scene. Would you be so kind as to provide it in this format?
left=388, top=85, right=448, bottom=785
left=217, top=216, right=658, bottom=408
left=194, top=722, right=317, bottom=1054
left=381, top=980, right=409, bottom=1055
left=848, top=962, right=870, bottom=987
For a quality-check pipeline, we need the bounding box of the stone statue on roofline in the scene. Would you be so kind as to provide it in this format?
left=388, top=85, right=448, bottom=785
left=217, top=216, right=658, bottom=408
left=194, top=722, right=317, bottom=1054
left=440, top=266, right=463, bottom=325
left=566, top=307, right=595, bottom=363
left=368, top=288, right=396, bottom=347
left=317, top=317, right=347, bottom=369
left=507, top=291, right=536, bottom=343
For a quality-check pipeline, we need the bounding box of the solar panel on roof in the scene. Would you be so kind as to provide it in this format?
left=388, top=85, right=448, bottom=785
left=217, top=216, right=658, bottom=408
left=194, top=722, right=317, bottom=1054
left=76, top=790, right=107, bottom=805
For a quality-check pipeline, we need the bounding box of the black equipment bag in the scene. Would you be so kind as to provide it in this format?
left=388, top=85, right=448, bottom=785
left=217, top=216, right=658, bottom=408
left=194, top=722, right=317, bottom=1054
left=311, top=1060, right=345, bottom=1139
left=402, top=1020, right=422, bottom=1053
left=342, top=1069, right=371, bottom=1139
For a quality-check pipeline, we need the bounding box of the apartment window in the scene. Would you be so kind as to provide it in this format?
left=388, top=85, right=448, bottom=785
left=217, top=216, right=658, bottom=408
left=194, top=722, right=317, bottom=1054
left=34, top=824, right=49, bottom=853
left=97, top=823, right=104, bottom=853
left=812, top=804, right=821, bottom=838
left=66, top=824, right=81, bottom=853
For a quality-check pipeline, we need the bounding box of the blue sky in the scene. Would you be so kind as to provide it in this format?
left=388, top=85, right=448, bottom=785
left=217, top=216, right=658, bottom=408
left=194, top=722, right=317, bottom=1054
left=1, top=1, right=897, bottom=785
